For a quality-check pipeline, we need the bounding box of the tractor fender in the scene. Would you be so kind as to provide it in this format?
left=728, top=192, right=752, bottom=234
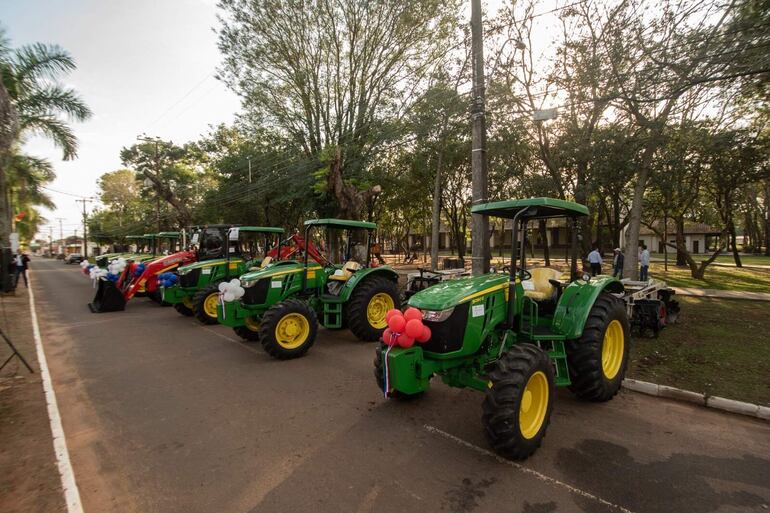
left=339, top=266, right=399, bottom=300
left=551, top=276, right=624, bottom=339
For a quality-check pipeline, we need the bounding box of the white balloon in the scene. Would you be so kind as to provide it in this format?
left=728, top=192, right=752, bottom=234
left=223, top=291, right=235, bottom=302
left=218, top=282, right=228, bottom=292
left=234, top=287, right=245, bottom=299
left=230, top=278, right=241, bottom=287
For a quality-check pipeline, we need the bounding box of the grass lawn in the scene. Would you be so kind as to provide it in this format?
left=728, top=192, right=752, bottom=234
left=651, top=253, right=770, bottom=267
left=628, top=296, right=770, bottom=406
left=648, top=263, right=770, bottom=293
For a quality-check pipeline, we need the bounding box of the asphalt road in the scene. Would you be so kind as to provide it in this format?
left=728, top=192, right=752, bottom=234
left=32, top=257, right=770, bottom=513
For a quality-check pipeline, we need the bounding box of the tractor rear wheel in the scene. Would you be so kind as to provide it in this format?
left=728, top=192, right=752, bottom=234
left=259, top=299, right=318, bottom=359
left=346, top=276, right=400, bottom=342
left=482, top=343, right=555, bottom=460
left=373, top=344, right=424, bottom=400
left=174, top=296, right=194, bottom=317
left=566, top=292, right=630, bottom=402
left=234, top=316, right=261, bottom=341
left=192, top=283, right=221, bottom=325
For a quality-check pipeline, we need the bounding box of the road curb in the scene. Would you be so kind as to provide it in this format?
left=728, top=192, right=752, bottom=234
left=622, top=379, right=768, bottom=420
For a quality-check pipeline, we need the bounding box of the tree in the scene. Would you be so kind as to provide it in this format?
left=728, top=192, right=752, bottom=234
left=0, top=29, right=91, bottom=245
left=217, top=0, right=459, bottom=219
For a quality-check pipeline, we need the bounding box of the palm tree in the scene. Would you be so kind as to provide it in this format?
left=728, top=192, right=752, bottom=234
left=0, top=27, right=91, bottom=245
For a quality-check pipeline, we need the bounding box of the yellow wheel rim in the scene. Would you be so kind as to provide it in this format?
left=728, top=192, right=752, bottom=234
left=519, top=371, right=549, bottom=440
left=602, top=320, right=625, bottom=380
left=182, top=296, right=193, bottom=309
left=244, top=316, right=260, bottom=332
left=275, top=313, right=310, bottom=349
left=203, top=293, right=219, bottom=318
left=367, top=293, right=394, bottom=329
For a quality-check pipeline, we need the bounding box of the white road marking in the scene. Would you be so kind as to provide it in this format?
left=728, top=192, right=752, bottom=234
left=423, top=425, right=635, bottom=513
left=198, top=325, right=264, bottom=356
left=28, top=272, right=85, bottom=513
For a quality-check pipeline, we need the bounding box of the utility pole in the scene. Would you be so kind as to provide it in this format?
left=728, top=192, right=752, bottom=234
left=48, top=227, right=53, bottom=256
left=75, top=198, right=94, bottom=258
left=247, top=156, right=252, bottom=184
left=56, top=217, right=64, bottom=252
left=470, top=0, right=490, bottom=275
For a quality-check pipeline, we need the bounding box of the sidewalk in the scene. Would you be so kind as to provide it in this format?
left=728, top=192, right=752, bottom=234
left=672, top=287, right=770, bottom=301
left=0, top=289, right=66, bottom=513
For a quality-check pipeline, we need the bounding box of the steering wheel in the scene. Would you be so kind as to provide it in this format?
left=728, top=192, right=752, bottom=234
left=501, top=266, right=531, bottom=281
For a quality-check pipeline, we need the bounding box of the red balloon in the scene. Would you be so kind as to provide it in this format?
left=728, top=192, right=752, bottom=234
left=388, top=314, right=406, bottom=333
left=397, top=334, right=415, bottom=348
left=382, top=328, right=397, bottom=346
left=385, top=309, right=402, bottom=322
left=405, top=318, right=424, bottom=338
left=404, top=307, right=423, bottom=322
left=417, top=325, right=432, bottom=343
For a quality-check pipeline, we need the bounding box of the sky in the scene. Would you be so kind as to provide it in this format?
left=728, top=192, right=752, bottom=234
left=1, top=0, right=241, bottom=240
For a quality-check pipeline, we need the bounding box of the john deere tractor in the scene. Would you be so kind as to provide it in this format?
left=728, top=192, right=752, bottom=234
left=164, top=226, right=286, bottom=323
left=218, top=219, right=400, bottom=359
left=375, top=198, right=630, bottom=460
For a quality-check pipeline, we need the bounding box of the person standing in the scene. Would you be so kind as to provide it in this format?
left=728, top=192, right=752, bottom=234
left=612, top=248, right=624, bottom=278
left=587, top=244, right=602, bottom=276
left=639, top=244, right=650, bottom=281
left=13, top=249, right=30, bottom=288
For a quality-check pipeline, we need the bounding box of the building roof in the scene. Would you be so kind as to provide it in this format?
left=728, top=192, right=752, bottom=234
left=639, top=221, right=721, bottom=236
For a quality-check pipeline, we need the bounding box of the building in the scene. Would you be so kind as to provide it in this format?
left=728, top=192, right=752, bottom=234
left=638, top=222, right=721, bottom=254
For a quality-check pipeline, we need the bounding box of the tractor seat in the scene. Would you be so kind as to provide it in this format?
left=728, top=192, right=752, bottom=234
left=328, top=261, right=362, bottom=281
left=522, top=268, right=563, bottom=301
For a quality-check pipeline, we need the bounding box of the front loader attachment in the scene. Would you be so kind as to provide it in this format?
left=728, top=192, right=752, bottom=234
left=88, top=278, right=127, bottom=313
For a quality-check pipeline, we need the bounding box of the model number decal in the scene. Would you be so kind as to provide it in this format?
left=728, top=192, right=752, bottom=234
left=471, top=304, right=485, bottom=317
left=271, top=281, right=282, bottom=288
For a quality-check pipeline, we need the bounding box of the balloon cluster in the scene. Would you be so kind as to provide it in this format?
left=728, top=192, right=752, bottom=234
left=157, top=272, right=179, bottom=288
left=218, top=279, right=245, bottom=302
left=382, top=307, right=431, bottom=348
left=133, top=263, right=146, bottom=277
left=80, top=260, right=96, bottom=276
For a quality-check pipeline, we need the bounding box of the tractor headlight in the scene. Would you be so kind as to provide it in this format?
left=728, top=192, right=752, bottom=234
left=241, top=277, right=258, bottom=288
left=423, top=307, right=455, bottom=323
left=582, top=273, right=591, bottom=282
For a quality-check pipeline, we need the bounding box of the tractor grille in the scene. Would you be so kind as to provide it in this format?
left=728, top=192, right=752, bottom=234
left=243, top=279, right=269, bottom=305
left=179, top=268, right=201, bottom=288
left=421, top=303, right=469, bottom=354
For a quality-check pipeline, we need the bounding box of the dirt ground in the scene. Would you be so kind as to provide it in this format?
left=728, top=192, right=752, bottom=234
left=0, top=289, right=65, bottom=513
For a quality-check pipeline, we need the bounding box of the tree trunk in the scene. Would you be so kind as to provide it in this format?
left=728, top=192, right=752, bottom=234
left=622, top=167, right=648, bottom=278
left=430, top=151, right=443, bottom=271
left=676, top=218, right=687, bottom=266
left=729, top=219, right=742, bottom=267
left=0, top=82, right=20, bottom=247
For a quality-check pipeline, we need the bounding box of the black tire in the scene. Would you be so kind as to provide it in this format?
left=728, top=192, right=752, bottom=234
left=148, top=289, right=172, bottom=306
left=373, top=344, right=424, bottom=400
left=192, top=283, right=221, bottom=325
left=345, top=276, right=400, bottom=342
left=259, top=299, right=318, bottom=359
left=174, top=301, right=194, bottom=317
left=234, top=325, right=260, bottom=341
left=482, top=343, right=555, bottom=460
left=566, top=292, right=630, bottom=402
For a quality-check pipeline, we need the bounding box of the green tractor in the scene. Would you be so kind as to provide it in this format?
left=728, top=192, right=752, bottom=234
left=163, top=226, right=286, bottom=323
left=218, top=219, right=400, bottom=359
left=376, top=198, right=630, bottom=460
left=92, top=234, right=157, bottom=268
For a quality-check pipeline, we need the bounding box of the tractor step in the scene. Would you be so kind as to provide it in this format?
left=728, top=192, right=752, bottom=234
left=322, top=300, right=343, bottom=328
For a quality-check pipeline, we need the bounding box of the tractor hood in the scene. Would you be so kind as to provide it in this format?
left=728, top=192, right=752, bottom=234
left=408, top=273, right=508, bottom=311
left=238, top=260, right=313, bottom=285
left=178, top=257, right=240, bottom=274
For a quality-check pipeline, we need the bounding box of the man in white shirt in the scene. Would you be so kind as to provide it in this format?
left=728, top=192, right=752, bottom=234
left=639, top=244, right=650, bottom=281
left=587, top=245, right=602, bottom=276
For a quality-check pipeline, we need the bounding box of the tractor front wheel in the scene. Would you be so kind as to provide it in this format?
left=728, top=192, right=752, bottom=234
left=192, top=283, right=221, bottom=325
left=234, top=316, right=261, bottom=341
left=259, top=299, right=318, bottom=359
left=566, top=292, right=630, bottom=402
left=174, top=296, right=194, bottom=317
left=346, top=276, right=400, bottom=342
left=482, top=343, right=555, bottom=460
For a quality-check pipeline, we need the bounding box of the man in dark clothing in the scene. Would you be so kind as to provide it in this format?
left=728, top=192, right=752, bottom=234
left=13, top=249, right=30, bottom=288
left=612, top=248, right=624, bottom=279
